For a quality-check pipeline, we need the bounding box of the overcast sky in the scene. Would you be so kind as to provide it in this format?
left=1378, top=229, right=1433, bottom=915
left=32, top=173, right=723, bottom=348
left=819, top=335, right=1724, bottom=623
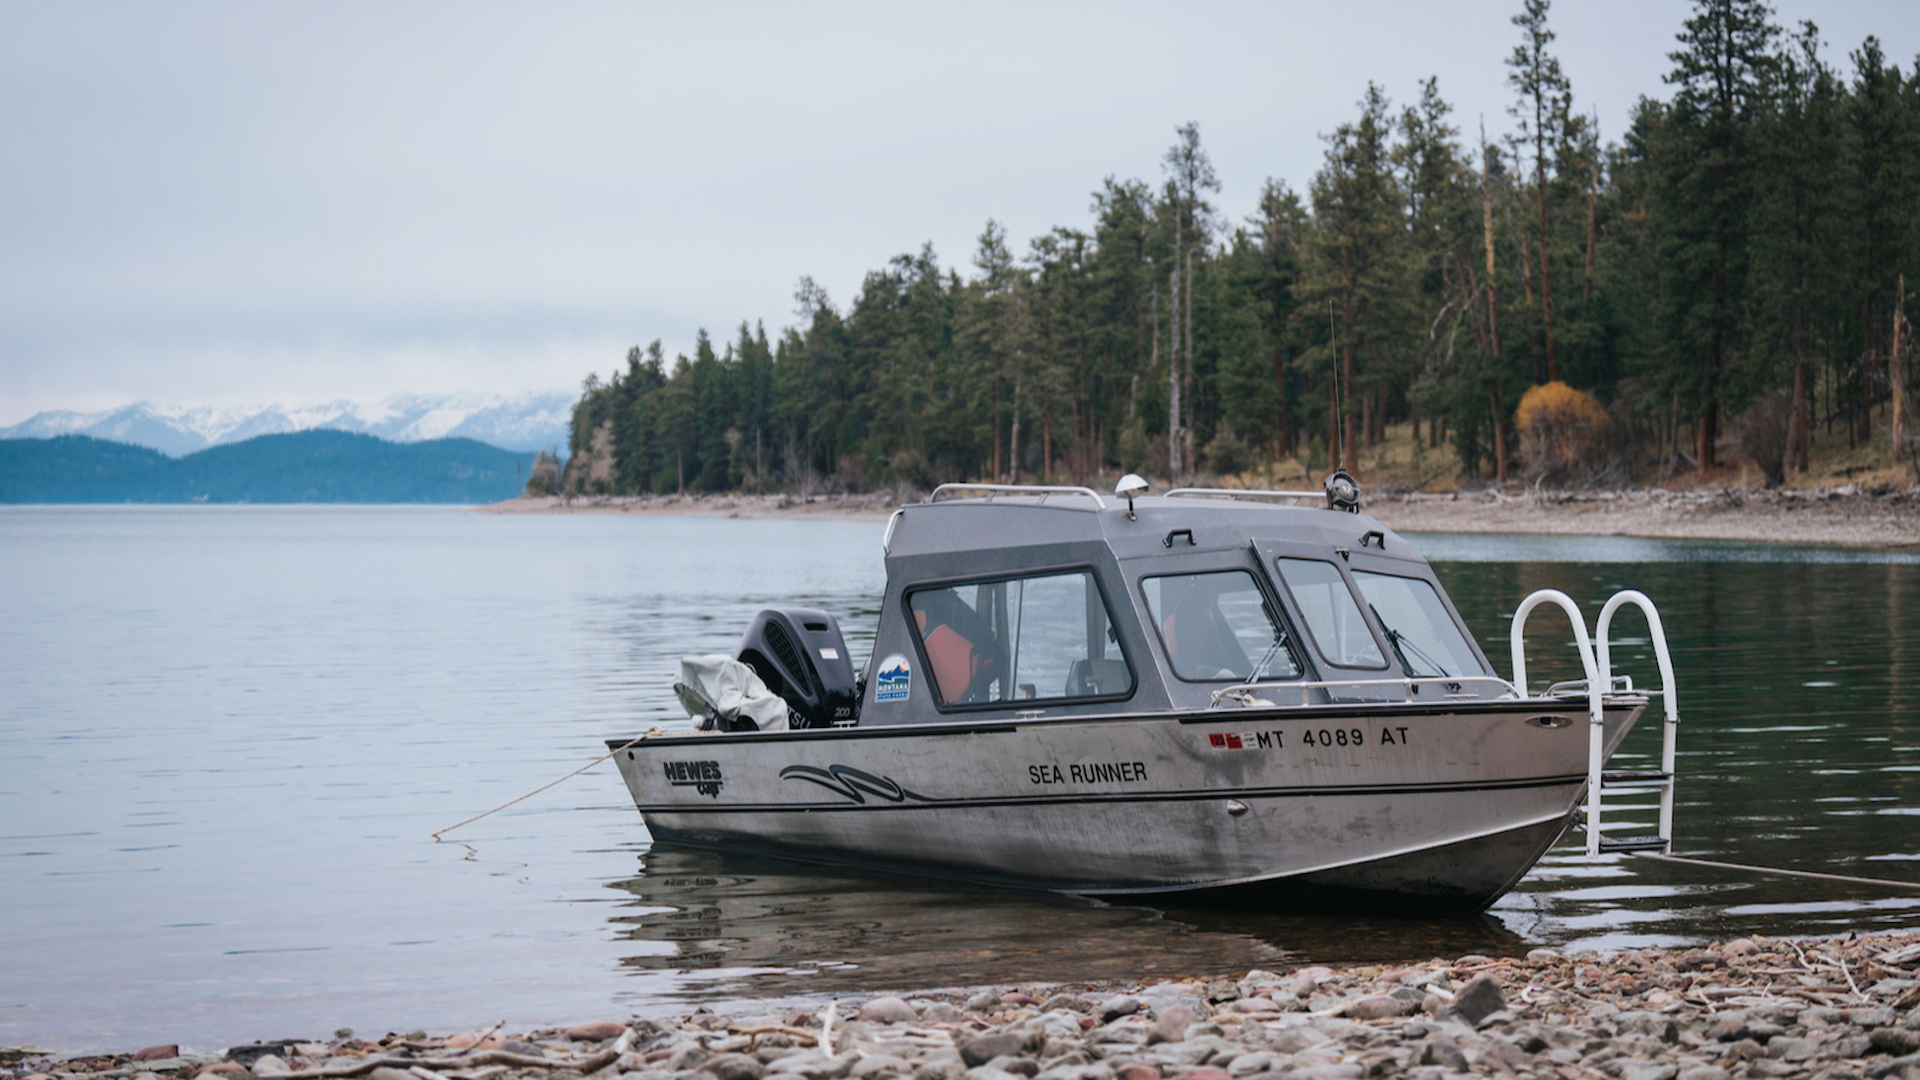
left=3, top=1, right=1916, bottom=425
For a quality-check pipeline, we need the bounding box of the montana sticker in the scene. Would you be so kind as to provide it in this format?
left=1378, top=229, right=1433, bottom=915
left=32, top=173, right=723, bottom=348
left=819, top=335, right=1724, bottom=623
left=874, top=653, right=911, bottom=702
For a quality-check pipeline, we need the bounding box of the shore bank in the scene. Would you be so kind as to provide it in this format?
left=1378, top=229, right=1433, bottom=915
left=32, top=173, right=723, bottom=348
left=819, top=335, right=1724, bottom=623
left=11, top=933, right=1920, bottom=1080
left=478, top=486, right=1920, bottom=550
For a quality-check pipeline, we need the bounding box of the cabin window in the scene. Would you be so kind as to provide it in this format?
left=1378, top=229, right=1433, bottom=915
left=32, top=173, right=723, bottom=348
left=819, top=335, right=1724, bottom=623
left=1272, top=557, right=1387, bottom=669
left=1351, top=571, right=1482, bottom=678
left=1142, top=571, right=1300, bottom=682
left=907, top=569, right=1132, bottom=706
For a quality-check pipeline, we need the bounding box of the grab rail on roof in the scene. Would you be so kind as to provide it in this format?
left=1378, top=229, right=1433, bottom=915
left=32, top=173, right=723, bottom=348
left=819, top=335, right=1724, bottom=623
left=1165, top=486, right=1324, bottom=504
left=927, top=483, right=1106, bottom=510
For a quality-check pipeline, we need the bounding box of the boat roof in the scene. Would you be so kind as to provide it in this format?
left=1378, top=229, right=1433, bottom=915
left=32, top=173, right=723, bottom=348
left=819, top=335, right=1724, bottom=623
left=884, top=485, right=1425, bottom=569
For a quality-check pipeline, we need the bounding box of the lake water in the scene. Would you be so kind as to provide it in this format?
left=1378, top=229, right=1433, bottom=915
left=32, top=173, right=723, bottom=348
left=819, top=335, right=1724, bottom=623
left=4, top=507, right=1918, bottom=1056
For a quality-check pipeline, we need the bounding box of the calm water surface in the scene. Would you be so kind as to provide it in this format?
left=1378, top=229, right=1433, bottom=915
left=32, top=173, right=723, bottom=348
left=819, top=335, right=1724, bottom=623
left=3, top=507, right=1917, bottom=1054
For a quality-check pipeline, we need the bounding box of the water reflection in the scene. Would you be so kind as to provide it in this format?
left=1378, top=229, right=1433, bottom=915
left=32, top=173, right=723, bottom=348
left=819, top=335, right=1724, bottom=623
left=603, top=844, right=1530, bottom=1000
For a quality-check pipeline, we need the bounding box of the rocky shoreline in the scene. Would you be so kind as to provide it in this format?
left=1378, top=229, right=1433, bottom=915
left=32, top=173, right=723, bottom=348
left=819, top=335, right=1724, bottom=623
left=475, top=486, right=1920, bottom=550
left=13, top=934, right=1920, bottom=1080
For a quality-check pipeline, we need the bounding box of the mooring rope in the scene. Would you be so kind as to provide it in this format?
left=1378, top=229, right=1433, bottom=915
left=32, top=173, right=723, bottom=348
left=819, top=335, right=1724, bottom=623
left=431, top=727, right=664, bottom=840
left=1635, top=851, right=1920, bottom=892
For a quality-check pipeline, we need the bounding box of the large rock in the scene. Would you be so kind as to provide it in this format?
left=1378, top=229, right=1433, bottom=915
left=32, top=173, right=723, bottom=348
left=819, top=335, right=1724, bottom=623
left=1419, top=1038, right=1468, bottom=1072
left=1148, top=1007, right=1196, bottom=1045
left=861, top=997, right=919, bottom=1025
left=1446, top=975, right=1505, bottom=1028
left=960, top=1034, right=1026, bottom=1068
left=1871, top=1028, right=1920, bottom=1055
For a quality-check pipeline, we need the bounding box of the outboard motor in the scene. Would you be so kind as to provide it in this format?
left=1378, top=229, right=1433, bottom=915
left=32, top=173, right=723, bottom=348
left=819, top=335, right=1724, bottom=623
left=736, top=608, right=859, bottom=728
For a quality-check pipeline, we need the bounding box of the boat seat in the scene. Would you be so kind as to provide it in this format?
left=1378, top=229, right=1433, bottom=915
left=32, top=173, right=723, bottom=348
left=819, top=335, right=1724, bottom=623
left=1067, top=658, right=1129, bottom=696
left=1163, top=588, right=1252, bottom=681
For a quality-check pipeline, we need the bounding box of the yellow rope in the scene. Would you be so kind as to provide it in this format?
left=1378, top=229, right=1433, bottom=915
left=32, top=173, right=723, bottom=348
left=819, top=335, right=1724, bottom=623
left=431, top=727, right=663, bottom=840
left=1636, top=851, right=1920, bottom=892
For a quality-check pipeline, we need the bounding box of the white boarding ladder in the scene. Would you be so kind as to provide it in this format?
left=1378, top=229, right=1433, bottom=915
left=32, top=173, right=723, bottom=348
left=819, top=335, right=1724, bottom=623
left=1511, top=589, right=1680, bottom=859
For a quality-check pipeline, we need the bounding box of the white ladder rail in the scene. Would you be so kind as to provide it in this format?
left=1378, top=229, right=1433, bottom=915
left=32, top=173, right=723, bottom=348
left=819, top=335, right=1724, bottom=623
left=1510, top=590, right=1608, bottom=858
left=1510, top=588, right=1679, bottom=859
left=1597, top=590, right=1680, bottom=853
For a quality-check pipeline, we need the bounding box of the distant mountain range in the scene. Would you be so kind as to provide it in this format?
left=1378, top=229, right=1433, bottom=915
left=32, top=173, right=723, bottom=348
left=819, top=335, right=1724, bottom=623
left=1, top=431, right=534, bottom=504
left=0, top=391, right=575, bottom=457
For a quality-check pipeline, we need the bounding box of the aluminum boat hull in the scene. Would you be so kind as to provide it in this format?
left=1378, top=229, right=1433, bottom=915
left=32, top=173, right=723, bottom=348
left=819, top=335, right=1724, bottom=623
left=611, top=695, right=1645, bottom=912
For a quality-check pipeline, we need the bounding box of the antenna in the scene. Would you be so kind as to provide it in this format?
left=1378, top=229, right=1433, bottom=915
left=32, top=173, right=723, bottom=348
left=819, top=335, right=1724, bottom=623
left=1328, top=299, right=1344, bottom=470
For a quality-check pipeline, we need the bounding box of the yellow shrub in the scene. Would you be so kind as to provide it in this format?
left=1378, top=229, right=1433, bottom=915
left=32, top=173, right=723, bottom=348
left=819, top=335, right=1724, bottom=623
left=1515, top=381, right=1610, bottom=483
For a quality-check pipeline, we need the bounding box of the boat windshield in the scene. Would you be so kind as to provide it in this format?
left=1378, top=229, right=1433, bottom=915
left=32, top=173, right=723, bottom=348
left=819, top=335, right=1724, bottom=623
left=1142, top=571, right=1300, bottom=682
left=1350, top=570, right=1483, bottom=678
left=1272, top=557, right=1387, bottom=669
left=907, top=569, right=1132, bottom=706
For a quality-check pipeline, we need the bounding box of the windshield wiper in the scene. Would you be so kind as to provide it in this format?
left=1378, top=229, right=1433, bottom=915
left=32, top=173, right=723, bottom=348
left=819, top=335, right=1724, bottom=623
left=1370, top=602, right=1448, bottom=678
left=1250, top=627, right=1291, bottom=680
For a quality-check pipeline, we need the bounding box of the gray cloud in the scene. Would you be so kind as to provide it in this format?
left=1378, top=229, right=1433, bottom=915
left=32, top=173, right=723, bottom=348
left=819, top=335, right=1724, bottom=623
left=3, top=0, right=1913, bottom=423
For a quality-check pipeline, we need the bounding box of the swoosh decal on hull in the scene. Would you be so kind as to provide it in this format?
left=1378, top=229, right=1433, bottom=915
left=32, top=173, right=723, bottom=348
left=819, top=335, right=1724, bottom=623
left=778, top=764, right=933, bottom=804
left=633, top=772, right=1588, bottom=814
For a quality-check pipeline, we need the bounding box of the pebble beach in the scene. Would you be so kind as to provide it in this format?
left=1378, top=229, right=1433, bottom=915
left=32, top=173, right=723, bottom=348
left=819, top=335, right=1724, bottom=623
left=13, top=933, right=1920, bottom=1080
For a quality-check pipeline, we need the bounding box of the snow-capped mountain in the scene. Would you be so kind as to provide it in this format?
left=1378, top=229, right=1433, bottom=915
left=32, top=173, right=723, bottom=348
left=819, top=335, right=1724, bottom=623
left=1, top=391, right=576, bottom=456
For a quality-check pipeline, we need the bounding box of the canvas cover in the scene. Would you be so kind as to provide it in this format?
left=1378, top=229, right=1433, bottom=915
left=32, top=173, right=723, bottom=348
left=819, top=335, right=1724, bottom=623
left=673, top=654, right=791, bottom=731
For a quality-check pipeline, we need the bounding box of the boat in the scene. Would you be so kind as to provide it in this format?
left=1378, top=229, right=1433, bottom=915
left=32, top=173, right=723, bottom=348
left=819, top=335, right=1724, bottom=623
left=607, top=473, right=1680, bottom=912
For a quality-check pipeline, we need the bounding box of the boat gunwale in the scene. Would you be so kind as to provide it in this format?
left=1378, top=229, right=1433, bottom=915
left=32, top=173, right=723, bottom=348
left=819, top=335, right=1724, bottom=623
left=622, top=771, right=1592, bottom=815
left=605, top=693, right=1649, bottom=749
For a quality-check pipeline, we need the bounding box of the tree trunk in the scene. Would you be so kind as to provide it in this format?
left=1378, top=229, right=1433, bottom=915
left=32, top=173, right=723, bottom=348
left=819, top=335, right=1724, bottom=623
left=1787, top=361, right=1809, bottom=476
left=1584, top=155, right=1598, bottom=306
left=1537, top=177, right=1558, bottom=384
left=1481, top=134, right=1508, bottom=483
left=1892, top=274, right=1911, bottom=467
left=1488, top=389, right=1509, bottom=484
left=1184, top=247, right=1197, bottom=477
left=1010, top=373, right=1022, bottom=485
left=1168, top=266, right=1182, bottom=483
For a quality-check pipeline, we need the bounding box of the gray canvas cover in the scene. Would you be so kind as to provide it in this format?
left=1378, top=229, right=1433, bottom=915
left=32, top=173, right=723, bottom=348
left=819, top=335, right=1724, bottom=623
left=673, top=655, right=791, bottom=731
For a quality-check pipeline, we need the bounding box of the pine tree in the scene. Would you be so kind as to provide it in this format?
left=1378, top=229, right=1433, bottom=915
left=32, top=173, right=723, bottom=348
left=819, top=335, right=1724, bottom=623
left=1658, top=0, right=1779, bottom=470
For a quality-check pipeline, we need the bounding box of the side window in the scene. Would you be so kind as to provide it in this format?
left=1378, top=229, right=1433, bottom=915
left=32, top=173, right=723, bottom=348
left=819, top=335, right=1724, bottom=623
left=907, top=569, right=1132, bottom=707
left=1273, top=557, right=1386, bottom=669
left=1142, top=571, right=1300, bottom=682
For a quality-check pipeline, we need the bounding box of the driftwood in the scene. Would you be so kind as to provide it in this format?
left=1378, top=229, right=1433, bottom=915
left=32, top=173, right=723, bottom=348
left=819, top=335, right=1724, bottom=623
left=271, top=1030, right=634, bottom=1080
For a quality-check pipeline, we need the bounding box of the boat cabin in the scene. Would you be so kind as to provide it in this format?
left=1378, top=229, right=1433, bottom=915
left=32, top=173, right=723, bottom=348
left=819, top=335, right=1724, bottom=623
left=857, top=483, right=1497, bottom=727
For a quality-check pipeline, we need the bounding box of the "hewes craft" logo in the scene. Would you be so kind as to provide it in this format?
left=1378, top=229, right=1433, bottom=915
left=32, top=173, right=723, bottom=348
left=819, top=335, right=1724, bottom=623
left=663, top=760, right=723, bottom=797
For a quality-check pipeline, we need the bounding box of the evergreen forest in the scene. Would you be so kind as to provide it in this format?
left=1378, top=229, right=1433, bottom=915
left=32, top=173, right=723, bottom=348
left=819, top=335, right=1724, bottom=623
left=563, top=0, right=1920, bottom=497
